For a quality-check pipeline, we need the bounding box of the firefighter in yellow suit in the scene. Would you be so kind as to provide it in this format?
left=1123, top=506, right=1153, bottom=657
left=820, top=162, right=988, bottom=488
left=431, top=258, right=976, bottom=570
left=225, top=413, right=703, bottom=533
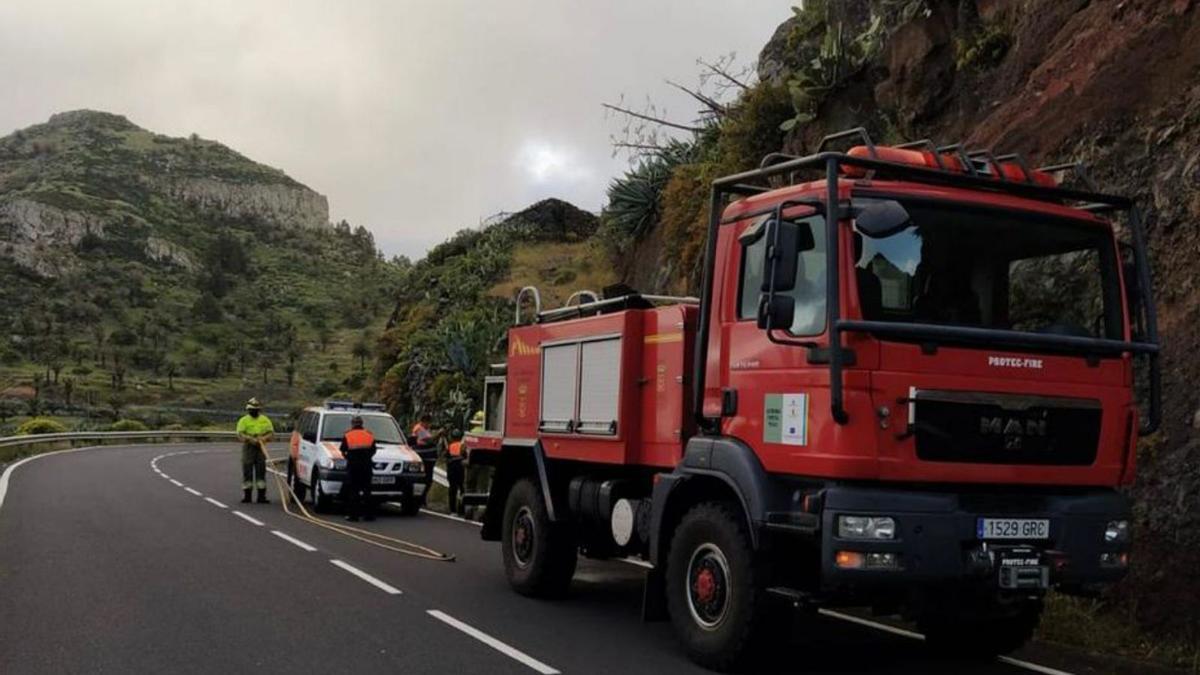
left=236, top=397, right=275, bottom=504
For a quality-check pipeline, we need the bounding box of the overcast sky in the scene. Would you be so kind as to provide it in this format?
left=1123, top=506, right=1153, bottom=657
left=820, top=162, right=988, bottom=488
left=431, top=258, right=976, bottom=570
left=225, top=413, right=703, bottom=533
left=0, top=1, right=794, bottom=259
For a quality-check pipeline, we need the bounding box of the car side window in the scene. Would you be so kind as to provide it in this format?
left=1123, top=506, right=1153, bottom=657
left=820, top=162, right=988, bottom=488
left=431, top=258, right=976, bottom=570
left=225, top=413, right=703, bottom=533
left=302, top=413, right=317, bottom=442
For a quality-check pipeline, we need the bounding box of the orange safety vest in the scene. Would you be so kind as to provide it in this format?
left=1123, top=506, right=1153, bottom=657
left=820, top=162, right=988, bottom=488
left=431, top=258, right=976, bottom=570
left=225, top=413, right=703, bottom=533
left=344, top=428, right=375, bottom=450
left=448, top=440, right=463, bottom=457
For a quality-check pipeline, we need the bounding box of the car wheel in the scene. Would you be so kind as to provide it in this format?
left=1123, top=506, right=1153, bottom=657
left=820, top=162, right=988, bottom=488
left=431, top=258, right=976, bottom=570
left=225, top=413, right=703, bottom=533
left=400, top=498, right=422, bottom=516
left=311, top=469, right=332, bottom=513
left=290, top=463, right=307, bottom=503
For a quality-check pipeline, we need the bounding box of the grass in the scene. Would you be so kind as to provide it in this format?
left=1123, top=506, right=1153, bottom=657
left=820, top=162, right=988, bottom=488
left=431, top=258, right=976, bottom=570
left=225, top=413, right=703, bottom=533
left=488, top=240, right=618, bottom=308
left=1038, top=593, right=1200, bottom=672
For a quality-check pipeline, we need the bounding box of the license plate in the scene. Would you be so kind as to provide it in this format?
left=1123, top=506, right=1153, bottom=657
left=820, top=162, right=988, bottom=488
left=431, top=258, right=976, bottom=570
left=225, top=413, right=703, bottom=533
left=371, top=476, right=396, bottom=485
left=977, top=518, right=1049, bottom=540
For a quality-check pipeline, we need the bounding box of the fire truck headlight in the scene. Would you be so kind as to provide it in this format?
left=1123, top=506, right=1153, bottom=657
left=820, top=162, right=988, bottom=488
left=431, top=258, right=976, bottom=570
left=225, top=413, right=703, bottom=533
left=838, top=515, right=896, bottom=540
left=1104, top=520, right=1130, bottom=543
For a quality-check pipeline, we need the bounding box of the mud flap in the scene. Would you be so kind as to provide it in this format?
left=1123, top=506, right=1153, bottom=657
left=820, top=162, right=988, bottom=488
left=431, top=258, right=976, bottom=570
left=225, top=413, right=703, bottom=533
left=641, top=566, right=668, bottom=621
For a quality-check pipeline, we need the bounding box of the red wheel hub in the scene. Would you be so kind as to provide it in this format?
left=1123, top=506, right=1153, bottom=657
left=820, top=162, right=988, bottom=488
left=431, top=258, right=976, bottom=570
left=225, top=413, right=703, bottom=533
left=693, top=567, right=717, bottom=604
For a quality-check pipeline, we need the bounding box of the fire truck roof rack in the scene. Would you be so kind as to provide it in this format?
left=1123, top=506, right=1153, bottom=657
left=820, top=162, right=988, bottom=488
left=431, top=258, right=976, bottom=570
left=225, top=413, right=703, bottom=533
left=535, top=291, right=699, bottom=325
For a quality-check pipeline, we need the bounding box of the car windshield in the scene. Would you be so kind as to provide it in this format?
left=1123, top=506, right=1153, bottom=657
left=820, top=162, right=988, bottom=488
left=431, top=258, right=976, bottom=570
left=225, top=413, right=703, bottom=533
left=320, top=413, right=405, bottom=444
left=854, top=201, right=1122, bottom=340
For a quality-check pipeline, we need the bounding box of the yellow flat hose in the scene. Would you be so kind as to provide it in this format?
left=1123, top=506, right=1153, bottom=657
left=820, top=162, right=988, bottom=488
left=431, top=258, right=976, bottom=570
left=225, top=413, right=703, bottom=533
left=259, top=441, right=455, bottom=562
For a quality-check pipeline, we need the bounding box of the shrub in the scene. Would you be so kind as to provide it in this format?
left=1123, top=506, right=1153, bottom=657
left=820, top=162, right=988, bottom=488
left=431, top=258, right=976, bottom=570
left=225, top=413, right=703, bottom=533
left=109, top=419, right=149, bottom=432
left=16, top=417, right=68, bottom=436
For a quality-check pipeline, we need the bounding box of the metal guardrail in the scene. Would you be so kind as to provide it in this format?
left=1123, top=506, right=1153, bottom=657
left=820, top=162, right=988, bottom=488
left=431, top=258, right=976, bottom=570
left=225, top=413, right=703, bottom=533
left=0, top=430, right=289, bottom=449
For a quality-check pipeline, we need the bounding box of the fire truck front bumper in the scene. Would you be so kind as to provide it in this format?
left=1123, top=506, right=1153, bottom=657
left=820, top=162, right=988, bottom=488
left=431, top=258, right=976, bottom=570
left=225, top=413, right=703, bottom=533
left=813, top=484, right=1132, bottom=594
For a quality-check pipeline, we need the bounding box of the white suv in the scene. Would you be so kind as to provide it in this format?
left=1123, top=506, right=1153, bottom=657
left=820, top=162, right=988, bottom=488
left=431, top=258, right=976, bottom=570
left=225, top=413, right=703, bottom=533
left=286, top=401, right=429, bottom=515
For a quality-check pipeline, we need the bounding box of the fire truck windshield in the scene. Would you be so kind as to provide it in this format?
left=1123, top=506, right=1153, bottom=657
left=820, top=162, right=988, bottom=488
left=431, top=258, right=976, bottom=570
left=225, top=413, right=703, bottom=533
left=853, top=201, right=1122, bottom=340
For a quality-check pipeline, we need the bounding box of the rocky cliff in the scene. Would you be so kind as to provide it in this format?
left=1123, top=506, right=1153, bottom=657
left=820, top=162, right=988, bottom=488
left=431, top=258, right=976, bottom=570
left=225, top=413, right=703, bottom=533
left=0, top=110, right=329, bottom=277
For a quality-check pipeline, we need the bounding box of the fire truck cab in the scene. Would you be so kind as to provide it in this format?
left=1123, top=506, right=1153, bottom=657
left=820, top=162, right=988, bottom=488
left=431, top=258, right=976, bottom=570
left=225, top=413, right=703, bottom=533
left=470, top=129, right=1160, bottom=670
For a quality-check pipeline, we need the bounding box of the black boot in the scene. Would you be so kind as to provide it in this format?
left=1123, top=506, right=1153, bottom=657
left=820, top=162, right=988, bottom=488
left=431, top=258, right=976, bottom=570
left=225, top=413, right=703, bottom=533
left=241, top=489, right=252, bottom=503
left=256, top=488, right=270, bottom=504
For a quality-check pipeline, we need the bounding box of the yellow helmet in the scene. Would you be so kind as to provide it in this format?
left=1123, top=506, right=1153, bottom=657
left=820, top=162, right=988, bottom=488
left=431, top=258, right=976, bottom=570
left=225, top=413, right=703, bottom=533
left=470, top=410, right=485, bottom=426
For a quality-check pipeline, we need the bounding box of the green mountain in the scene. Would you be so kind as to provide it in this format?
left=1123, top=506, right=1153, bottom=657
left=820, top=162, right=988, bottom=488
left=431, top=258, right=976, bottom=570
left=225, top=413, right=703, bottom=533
left=0, top=110, right=401, bottom=425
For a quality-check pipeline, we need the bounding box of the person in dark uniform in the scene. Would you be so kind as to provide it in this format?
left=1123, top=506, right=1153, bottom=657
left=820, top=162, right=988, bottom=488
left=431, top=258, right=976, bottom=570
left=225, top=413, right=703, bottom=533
left=340, top=415, right=377, bottom=522
left=445, top=429, right=465, bottom=516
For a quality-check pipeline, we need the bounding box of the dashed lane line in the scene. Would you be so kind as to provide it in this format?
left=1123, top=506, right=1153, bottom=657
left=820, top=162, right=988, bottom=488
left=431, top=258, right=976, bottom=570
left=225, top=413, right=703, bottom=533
left=169, top=479, right=183, bottom=487
left=330, top=559, right=402, bottom=595
left=184, top=487, right=203, bottom=497
left=427, top=609, right=559, bottom=675
left=271, top=530, right=317, bottom=552
left=233, top=511, right=265, bottom=526
left=204, top=497, right=228, bottom=509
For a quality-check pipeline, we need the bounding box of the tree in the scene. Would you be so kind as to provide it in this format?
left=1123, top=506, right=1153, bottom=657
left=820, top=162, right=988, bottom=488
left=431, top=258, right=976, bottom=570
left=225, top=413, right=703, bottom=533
left=164, top=360, right=178, bottom=390
left=62, top=377, right=75, bottom=407
left=352, top=332, right=371, bottom=372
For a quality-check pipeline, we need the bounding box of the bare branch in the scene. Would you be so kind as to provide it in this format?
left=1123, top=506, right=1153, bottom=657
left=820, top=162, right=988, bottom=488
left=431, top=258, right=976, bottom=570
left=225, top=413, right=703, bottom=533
left=601, top=103, right=704, bottom=134
left=665, top=79, right=726, bottom=117
left=698, top=57, right=751, bottom=93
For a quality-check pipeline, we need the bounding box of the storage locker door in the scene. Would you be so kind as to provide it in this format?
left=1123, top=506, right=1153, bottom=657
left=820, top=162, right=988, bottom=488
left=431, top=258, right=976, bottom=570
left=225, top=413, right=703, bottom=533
left=540, top=343, right=579, bottom=432
left=578, top=337, right=621, bottom=435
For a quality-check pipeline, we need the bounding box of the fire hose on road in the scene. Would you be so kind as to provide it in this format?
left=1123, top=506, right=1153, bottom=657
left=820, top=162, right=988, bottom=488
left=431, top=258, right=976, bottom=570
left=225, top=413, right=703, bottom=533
left=258, top=440, right=456, bottom=562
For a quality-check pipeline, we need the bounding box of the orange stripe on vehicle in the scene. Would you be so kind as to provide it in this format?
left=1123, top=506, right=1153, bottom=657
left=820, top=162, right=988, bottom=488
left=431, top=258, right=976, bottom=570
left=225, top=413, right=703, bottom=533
left=644, top=332, right=683, bottom=344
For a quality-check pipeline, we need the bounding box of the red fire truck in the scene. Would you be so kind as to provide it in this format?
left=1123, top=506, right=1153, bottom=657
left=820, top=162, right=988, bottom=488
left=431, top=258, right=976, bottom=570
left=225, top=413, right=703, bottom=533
left=467, top=129, right=1160, bottom=670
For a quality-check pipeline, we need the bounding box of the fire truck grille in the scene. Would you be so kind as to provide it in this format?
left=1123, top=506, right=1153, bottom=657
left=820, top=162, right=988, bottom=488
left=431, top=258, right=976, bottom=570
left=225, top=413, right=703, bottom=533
left=912, top=392, right=1101, bottom=465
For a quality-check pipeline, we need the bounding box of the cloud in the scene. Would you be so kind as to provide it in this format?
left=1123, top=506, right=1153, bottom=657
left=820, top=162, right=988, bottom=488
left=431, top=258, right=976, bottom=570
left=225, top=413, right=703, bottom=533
left=0, top=0, right=795, bottom=258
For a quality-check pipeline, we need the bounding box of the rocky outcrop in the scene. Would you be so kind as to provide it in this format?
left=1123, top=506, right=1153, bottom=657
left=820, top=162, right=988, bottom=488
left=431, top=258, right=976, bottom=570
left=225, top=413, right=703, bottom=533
left=167, top=177, right=329, bottom=230
left=0, top=198, right=102, bottom=276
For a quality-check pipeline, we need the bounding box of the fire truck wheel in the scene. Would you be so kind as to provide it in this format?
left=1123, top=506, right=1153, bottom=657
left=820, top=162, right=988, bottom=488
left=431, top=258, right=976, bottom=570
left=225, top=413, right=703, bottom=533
left=918, top=597, right=1043, bottom=659
left=666, top=501, right=764, bottom=671
left=501, top=478, right=577, bottom=597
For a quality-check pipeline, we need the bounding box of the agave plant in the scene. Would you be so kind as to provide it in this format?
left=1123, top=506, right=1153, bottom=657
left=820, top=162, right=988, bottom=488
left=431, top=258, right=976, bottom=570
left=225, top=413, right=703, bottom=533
left=604, top=138, right=698, bottom=240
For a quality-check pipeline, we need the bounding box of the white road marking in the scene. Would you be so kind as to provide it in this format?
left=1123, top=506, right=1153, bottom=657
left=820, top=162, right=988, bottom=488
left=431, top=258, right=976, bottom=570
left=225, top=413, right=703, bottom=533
left=204, top=497, right=228, bottom=509
left=417, top=507, right=482, bottom=527
left=997, top=656, right=1076, bottom=675
left=0, top=446, right=92, bottom=512
left=330, top=559, right=402, bottom=595
left=184, top=487, right=203, bottom=497
left=169, top=479, right=183, bottom=487
left=271, top=530, right=317, bottom=552
left=427, top=609, right=559, bottom=674
left=818, top=609, right=925, bottom=640
left=816, top=609, right=1076, bottom=675
left=233, top=511, right=265, bottom=526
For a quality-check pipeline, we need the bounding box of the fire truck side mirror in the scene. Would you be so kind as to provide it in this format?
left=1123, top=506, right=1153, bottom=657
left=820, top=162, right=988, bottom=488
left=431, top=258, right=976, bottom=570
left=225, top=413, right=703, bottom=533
left=757, top=293, right=795, bottom=331
left=855, top=199, right=911, bottom=238
left=758, top=218, right=813, bottom=294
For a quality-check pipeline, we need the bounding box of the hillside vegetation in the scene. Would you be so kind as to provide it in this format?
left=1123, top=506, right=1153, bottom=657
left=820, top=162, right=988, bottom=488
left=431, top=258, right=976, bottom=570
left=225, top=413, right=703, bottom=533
left=0, top=110, right=402, bottom=431
left=375, top=198, right=615, bottom=430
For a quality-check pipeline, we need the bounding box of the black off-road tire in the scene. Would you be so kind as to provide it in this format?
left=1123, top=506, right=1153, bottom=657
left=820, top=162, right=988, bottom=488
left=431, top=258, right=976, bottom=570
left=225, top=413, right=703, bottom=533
left=919, top=598, right=1043, bottom=660
left=666, top=501, right=767, bottom=672
left=400, top=497, right=422, bottom=516
left=501, top=478, right=577, bottom=598
left=311, top=469, right=333, bottom=513
left=288, top=461, right=307, bottom=503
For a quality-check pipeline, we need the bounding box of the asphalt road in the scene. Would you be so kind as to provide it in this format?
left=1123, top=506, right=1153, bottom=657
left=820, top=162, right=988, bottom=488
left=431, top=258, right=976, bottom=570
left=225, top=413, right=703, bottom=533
left=0, top=443, right=1163, bottom=674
